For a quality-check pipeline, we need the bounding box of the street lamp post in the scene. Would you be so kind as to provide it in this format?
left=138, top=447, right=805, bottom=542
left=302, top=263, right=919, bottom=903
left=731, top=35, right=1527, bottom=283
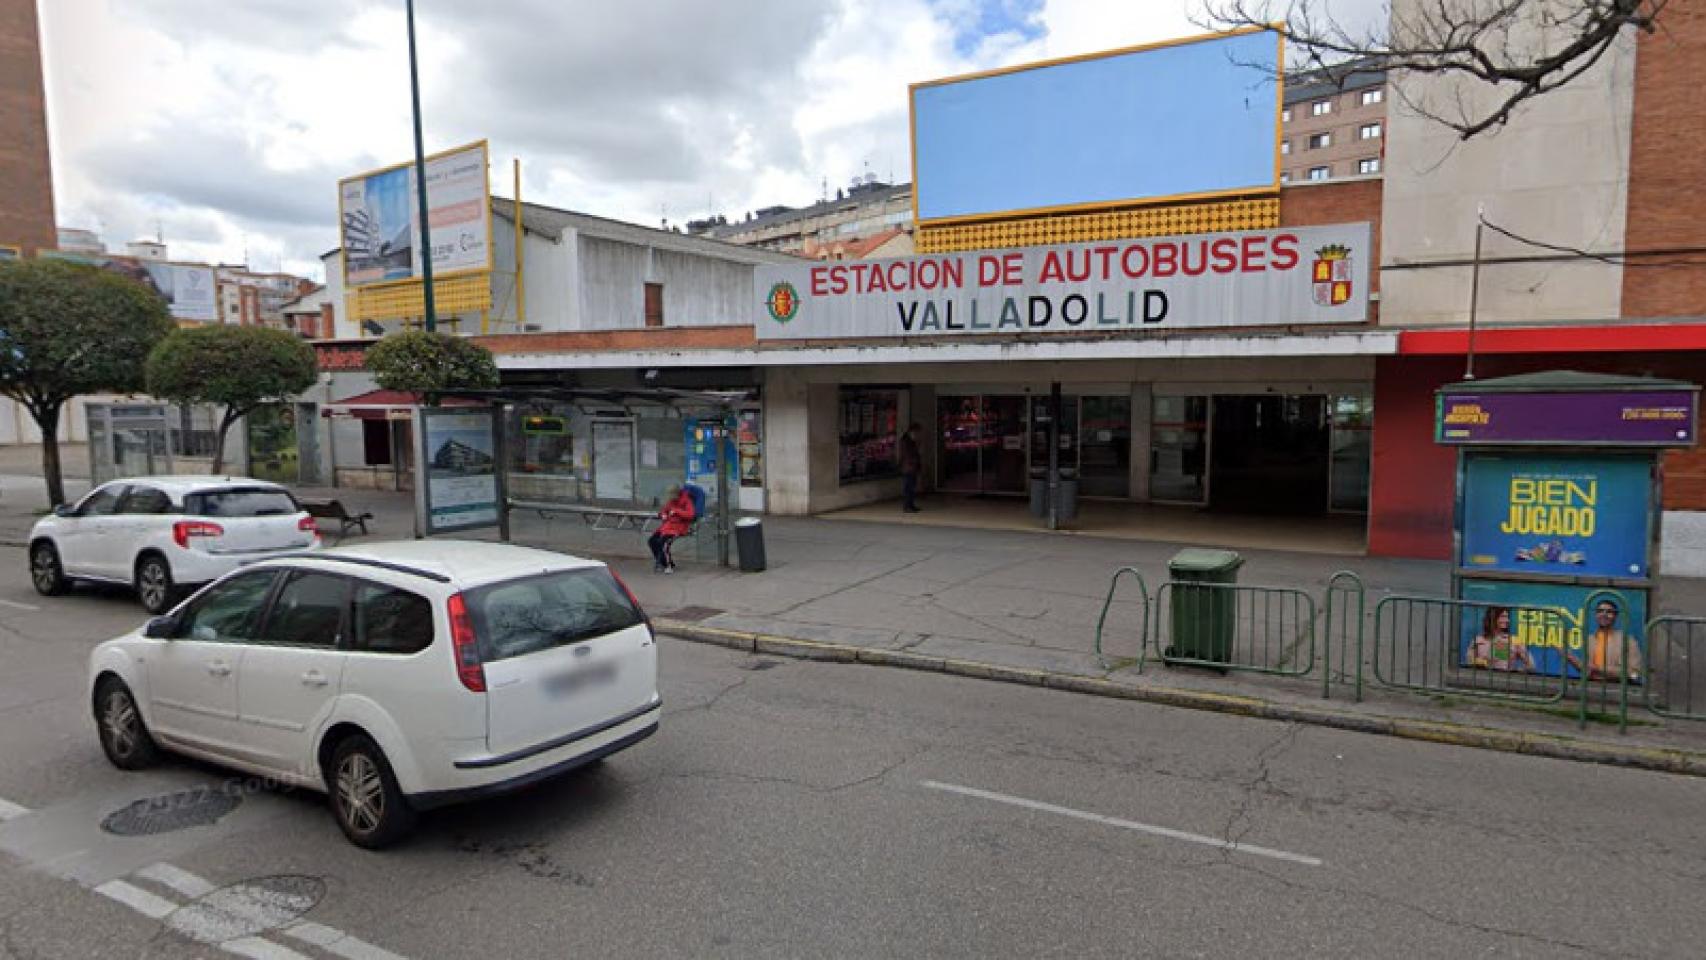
left=405, top=0, right=436, bottom=332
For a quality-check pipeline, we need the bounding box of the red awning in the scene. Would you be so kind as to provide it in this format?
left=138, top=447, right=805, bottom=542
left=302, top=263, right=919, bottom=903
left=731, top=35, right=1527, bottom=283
left=321, top=389, right=484, bottom=420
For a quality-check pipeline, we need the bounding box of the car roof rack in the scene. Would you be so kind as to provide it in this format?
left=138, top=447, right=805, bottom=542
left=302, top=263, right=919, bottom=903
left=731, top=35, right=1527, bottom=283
left=270, top=552, right=454, bottom=583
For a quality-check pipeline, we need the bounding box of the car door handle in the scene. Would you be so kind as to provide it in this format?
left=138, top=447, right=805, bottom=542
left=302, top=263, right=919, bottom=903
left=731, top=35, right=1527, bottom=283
left=301, top=671, right=330, bottom=687
left=207, top=661, right=232, bottom=677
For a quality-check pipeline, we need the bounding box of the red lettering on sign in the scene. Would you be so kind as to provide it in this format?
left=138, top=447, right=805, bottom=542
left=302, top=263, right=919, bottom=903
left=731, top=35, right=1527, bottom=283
left=1210, top=238, right=1239, bottom=274
left=1002, top=253, right=1023, bottom=286
left=810, top=267, right=828, bottom=297
left=1180, top=240, right=1209, bottom=277
left=1240, top=236, right=1267, bottom=273
left=1152, top=242, right=1178, bottom=278
left=1121, top=244, right=1149, bottom=278
left=1270, top=233, right=1300, bottom=271
left=1039, top=252, right=1066, bottom=285
left=978, top=256, right=1003, bottom=287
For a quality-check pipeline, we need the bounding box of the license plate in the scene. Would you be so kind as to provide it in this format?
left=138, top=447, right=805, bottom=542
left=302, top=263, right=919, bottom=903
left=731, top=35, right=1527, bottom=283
left=544, top=662, right=619, bottom=697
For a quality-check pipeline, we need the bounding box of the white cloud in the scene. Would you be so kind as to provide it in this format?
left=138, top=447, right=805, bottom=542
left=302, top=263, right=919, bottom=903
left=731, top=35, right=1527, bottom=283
left=39, top=0, right=1373, bottom=275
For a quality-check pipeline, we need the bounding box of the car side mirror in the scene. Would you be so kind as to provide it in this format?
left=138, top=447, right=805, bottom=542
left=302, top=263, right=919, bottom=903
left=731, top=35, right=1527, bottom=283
left=53, top=504, right=75, bottom=518
left=142, top=616, right=177, bottom=639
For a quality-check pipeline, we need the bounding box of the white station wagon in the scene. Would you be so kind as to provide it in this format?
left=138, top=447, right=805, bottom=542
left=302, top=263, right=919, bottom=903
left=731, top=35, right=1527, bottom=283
left=87, top=541, right=662, bottom=847
left=30, top=477, right=321, bottom=614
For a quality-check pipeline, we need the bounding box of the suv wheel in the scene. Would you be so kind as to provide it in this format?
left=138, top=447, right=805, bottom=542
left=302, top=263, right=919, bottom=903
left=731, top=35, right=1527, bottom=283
left=329, top=735, right=416, bottom=849
left=96, top=678, right=159, bottom=770
left=136, top=555, right=176, bottom=615
left=30, top=542, right=67, bottom=596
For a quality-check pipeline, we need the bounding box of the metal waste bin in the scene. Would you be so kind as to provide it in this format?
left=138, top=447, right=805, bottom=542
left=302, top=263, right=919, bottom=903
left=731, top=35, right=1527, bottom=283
left=1057, top=468, right=1079, bottom=523
left=1166, top=548, right=1242, bottom=662
left=735, top=517, right=767, bottom=572
left=1028, top=467, right=1047, bottom=517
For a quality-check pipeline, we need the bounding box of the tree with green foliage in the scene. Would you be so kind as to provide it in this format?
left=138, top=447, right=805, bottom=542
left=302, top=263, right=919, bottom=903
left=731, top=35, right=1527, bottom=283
left=363, top=330, right=500, bottom=398
left=146, top=325, right=319, bottom=475
left=0, top=258, right=177, bottom=505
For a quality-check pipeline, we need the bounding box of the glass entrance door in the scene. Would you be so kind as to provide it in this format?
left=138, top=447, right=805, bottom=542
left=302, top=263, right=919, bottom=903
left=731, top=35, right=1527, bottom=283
left=936, top=394, right=1030, bottom=494
left=981, top=396, right=1028, bottom=493
left=1079, top=396, right=1131, bottom=498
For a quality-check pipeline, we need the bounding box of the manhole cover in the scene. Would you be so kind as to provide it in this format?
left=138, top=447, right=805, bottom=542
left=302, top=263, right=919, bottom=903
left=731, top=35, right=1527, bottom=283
left=661, top=605, right=724, bottom=623
left=101, top=786, right=241, bottom=836
left=166, top=875, right=325, bottom=943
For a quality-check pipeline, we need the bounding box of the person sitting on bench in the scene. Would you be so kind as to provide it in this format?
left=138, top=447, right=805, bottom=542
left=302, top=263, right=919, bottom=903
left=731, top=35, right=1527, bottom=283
left=649, top=485, right=697, bottom=574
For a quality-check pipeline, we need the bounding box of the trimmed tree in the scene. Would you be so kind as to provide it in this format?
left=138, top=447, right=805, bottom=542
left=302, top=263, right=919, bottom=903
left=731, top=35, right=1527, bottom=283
left=145, top=325, right=319, bottom=475
left=0, top=258, right=177, bottom=505
left=363, top=330, right=500, bottom=398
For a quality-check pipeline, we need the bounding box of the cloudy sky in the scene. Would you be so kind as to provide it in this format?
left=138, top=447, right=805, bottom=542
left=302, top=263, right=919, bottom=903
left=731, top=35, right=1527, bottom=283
left=37, top=0, right=1374, bottom=281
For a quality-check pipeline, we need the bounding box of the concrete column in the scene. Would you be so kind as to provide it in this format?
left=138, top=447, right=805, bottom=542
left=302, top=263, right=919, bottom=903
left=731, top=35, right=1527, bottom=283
left=762, top=368, right=811, bottom=515
left=910, top=384, right=937, bottom=492
left=560, top=227, right=582, bottom=332
left=1129, top=382, right=1152, bottom=502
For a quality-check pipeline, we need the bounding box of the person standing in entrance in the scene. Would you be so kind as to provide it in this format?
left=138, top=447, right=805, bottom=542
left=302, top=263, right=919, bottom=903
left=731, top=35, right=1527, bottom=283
left=649, top=485, right=696, bottom=574
left=900, top=422, right=922, bottom=513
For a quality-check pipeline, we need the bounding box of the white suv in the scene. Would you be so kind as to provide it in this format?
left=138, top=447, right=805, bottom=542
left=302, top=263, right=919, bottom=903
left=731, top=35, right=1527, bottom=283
left=86, top=540, right=662, bottom=848
left=30, top=477, right=321, bottom=614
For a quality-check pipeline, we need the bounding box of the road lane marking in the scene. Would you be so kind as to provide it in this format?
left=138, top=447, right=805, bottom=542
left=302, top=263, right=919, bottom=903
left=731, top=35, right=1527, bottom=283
left=0, top=796, right=28, bottom=821
left=93, top=879, right=180, bottom=919
left=285, top=921, right=409, bottom=960
left=136, top=862, right=216, bottom=899
left=921, top=780, right=1324, bottom=867
left=0, top=599, right=40, bottom=611
left=221, top=936, right=312, bottom=960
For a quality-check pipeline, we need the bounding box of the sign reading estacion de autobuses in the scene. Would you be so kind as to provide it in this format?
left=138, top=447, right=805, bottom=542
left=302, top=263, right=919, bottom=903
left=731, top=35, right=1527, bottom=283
left=754, top=222, right=1371, bottom=340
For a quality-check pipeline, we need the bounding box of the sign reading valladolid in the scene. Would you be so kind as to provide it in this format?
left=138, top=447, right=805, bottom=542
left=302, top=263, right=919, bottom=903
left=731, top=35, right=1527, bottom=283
left=339, top=140, right=491, bottom=288
left=755, top=222, right=1371, bottom=339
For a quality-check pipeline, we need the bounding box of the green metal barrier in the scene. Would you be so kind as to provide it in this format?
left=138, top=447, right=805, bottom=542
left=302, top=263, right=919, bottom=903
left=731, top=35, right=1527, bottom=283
left=1093, top=567, right=1150, bottom=672
left=1322, top=571, right=1365, bottom=702
left=1146, top=582, right=1316, bottom=677
left=1574, top=589, right=1639, bottom=734
left=1646, top=616, right=1706, bottom=722
left=1370, top=595, right=1572, bottom=705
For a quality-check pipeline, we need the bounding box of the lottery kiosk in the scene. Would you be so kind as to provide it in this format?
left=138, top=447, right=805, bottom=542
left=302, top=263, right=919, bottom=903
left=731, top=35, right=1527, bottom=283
left=1435, top=371, right=1699, bottom=685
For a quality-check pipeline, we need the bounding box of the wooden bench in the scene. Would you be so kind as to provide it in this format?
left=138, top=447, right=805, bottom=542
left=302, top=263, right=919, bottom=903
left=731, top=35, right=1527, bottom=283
left=510, top=500, right=705, bottom=539
left=300, top=498, right=374, bottom=540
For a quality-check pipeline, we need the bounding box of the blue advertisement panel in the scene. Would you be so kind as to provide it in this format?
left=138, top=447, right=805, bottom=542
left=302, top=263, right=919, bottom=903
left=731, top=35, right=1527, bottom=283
left=1459, top=454, right=1652, bottom=579
left=684, top=418, right=737, bottom=504
left=1457, top=580, right=1647, bottom=682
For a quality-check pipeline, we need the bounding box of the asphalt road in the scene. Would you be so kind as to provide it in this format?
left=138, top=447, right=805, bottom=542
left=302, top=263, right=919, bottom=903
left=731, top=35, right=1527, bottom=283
left=0, top=546, right=1703, bottom=959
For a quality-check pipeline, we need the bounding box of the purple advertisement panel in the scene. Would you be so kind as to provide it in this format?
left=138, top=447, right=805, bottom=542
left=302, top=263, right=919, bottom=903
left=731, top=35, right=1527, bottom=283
left=1437, top=391, right=1697, bottom=446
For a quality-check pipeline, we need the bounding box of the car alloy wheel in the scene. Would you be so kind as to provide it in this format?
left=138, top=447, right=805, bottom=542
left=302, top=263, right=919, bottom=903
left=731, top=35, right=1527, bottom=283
left=336, top=753, right=386, bottom=837
left=95, top=680, right=158, bottom=770
left=30, top=544, right=65, bottom=595
left=137, top=557, right=173, bottom=614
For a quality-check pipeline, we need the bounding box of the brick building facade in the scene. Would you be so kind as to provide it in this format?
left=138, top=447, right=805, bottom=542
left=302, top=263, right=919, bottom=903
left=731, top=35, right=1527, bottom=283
left=0, top=0, right=55, bottom=255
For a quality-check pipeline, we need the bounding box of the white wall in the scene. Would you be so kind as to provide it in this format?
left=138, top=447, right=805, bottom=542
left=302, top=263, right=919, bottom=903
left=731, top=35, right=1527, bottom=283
left=1380, top=0, right=1638, bottom=327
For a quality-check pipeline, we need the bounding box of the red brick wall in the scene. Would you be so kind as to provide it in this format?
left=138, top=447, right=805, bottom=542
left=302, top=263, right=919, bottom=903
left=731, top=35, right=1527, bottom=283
left=1621, top=3, right=1706, bottom=318
left=475, top=325, right=755, bottom=355
left=1280, top=179, right=1383, bottom=295
left=0, top=0, right=56, bottom=255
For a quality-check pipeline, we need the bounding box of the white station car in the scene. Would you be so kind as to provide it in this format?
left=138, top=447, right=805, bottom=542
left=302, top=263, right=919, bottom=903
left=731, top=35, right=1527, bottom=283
left=30, top=477, right=321, bottom=614
left=87, top=541, right=662, bottom=847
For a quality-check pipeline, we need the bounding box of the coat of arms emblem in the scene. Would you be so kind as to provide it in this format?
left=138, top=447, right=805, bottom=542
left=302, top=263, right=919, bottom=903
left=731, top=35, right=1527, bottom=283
left=1312, top=244, right=1353, bottom=306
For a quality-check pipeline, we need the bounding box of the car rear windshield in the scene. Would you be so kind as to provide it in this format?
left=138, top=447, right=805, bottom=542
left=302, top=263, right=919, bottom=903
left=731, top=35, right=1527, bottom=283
left=465, top=568, right=643, bottom=663
left=184, top=488, right=301, bottom=518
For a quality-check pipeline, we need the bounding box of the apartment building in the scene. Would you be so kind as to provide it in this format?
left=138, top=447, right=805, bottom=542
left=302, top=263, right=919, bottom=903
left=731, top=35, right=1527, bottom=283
left=702, top=178, right=913, bottom=257
left=1281, top=60, right=1387, bottom=183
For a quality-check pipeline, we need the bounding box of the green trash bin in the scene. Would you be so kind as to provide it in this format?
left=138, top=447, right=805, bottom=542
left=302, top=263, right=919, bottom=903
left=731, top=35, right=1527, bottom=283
left=1167, top=548, right=1243, bottom=663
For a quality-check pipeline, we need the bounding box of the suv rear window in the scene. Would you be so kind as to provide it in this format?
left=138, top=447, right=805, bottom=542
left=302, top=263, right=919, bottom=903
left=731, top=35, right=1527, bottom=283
left=465, top=568, right=643, bottom=663
left=185, top=488, right=300, bottom=517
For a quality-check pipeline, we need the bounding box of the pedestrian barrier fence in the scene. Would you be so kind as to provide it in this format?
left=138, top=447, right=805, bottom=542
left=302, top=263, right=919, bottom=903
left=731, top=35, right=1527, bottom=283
left=1091, top=567, right=1706, bottom=734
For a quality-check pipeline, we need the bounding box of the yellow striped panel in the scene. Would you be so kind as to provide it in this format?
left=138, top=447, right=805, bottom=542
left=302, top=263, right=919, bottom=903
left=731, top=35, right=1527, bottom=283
left=347, top=273, right=493, bottom=322
left=916, top=198, right=1280, bottom=254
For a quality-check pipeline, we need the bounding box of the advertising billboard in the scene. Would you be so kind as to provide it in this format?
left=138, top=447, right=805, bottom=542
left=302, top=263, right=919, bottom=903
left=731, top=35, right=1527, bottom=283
left=1458, top=454, right=1653, bottom=580
left=754, top=222, right=1369, bottom=340
left=911, top=28, right=1281, bottom=223
left=1457, top=580, right=1647, bottom=682
left=415, top=407, right=502, bottom=534
left=1437, top=389, right=1697, bottom=447
left=339, top=141, right=491, bottom=289
left=40, top=251, right=218, bottom=322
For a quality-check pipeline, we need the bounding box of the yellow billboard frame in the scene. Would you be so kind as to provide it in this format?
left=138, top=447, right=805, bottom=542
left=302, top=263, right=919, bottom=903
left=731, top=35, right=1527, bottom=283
left=337, top=138, right=494, bottom=293
left=908, top=25, right=1285, bottom=228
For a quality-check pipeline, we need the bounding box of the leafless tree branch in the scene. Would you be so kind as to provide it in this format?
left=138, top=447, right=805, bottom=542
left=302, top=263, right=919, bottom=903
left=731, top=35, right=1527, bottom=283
left=1196, top=0, right=1668, bottom=139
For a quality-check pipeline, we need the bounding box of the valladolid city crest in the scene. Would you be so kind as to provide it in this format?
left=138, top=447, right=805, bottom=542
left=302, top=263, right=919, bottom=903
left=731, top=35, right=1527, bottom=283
left=1312, top=243, right=1353, bottom=306
left=766, top=281, right=801, bottom=323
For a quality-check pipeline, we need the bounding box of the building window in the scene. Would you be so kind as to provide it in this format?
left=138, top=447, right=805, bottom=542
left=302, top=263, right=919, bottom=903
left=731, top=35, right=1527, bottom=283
left=1281, top=107, right=1292, bottom=122
left=839, top=388, right=901, bottom=484
left=644, top=282, right=663, bottom=327
left=1308, top=132, right=1332, bottom=149
left=1308, top=166, right=1330, bottom=181
left=1280, top=140, right=1291, bottom=155
left=1279, top=172, right=1291, bottom=184
left=1358, top=157, right=1381, bottom=174
left=1359, top=122, right=1382, bottom=140
left=1360, top=88, right=1384, bottom=106
left=1311, top=99, right=1332, bottom=117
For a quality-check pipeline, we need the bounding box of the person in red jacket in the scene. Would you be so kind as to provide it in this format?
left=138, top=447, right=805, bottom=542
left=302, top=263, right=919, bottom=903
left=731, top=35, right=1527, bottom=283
left=649, top=485, right=697, bottom=573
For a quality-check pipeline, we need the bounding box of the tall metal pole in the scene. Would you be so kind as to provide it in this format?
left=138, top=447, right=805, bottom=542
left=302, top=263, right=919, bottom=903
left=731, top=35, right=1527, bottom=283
left=406, top=0, right=437, bottom=333
left=1047, top=381, right=1061, bottom=531
left=1464, top=210, right=1485, bottom=381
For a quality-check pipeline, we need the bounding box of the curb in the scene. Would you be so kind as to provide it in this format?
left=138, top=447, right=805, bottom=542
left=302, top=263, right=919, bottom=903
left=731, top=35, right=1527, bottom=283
left=655, top=618, right=1706, bottom=779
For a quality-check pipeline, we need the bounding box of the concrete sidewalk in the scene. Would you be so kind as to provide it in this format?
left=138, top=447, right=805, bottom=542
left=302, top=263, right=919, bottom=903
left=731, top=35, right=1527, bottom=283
left=4, top=473, right=1706, bottom=772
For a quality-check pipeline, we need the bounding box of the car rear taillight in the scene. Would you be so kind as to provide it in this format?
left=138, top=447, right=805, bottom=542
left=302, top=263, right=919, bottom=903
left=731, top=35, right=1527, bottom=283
left=446, top=593, right=485, bottom=692
left=172, top=520, right=223, bottom=549
left=298, top=515, right=318, bottom=535
left=609, top=568, right=652, bottom=633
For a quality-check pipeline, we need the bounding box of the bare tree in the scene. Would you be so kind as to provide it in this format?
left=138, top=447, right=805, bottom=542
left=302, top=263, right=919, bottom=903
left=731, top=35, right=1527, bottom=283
left=1200, top=0, right=1668, bottom=139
